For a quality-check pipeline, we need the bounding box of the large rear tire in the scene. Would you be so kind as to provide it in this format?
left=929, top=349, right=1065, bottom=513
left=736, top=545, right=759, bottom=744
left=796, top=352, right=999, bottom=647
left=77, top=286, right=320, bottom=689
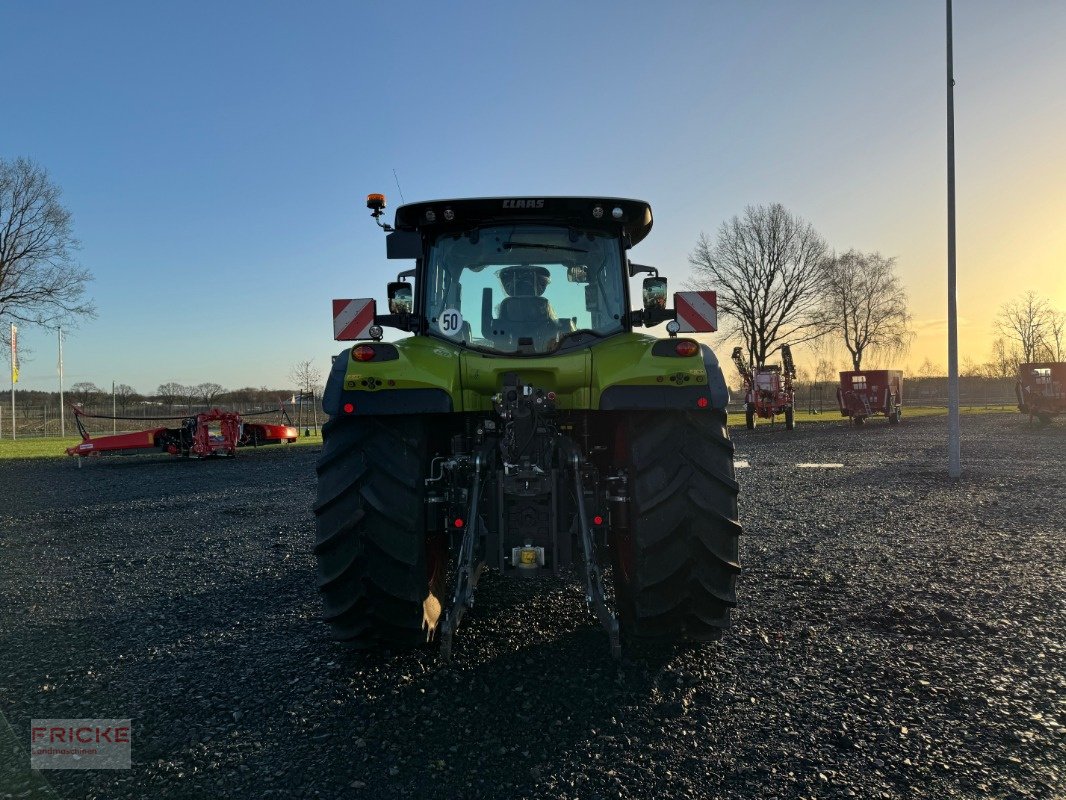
left=612, top=411, right=741, bottom=642
left=313, top=415, right=447, bottom=649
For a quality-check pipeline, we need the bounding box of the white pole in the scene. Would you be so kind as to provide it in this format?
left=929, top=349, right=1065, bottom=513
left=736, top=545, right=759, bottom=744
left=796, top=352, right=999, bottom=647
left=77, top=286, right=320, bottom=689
left=9, top=323, right=15, bottom=441
left=112, top=381, right=117, bottom=434
left=946, top=0, right=961, bottom=478
left=58, top=326, right=66, bottom=437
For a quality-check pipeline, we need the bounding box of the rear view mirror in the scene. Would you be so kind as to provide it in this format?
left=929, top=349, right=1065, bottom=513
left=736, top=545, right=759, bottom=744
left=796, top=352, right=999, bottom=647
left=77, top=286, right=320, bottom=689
left=641, top=276, right=670, bottom=326
left=643, top=276, right=668, bottom=310
left=567, top=265, right=589, bottom=283
left=387, top=282, right=413, bottom=315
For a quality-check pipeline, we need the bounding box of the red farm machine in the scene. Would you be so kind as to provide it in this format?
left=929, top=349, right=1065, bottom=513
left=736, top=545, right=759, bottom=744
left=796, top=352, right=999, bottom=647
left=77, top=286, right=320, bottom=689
left=66, top=406, right=298, bottom=460
left=732, top=345, right=797, bottom=430
left=1016, top=362, right=1066, bottom=425
left=836, top=370, right=903, bottom=426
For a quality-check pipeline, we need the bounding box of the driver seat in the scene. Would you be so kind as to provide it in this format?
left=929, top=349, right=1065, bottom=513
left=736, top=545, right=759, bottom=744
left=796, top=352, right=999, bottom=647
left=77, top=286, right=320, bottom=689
left=493, top=297, right=572, bottom=348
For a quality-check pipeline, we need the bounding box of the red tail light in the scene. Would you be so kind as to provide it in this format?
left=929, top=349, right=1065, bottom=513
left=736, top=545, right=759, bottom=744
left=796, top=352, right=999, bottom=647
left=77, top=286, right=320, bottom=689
left=453, top=518, right=465, bottom=528
left=352, top=345, right=376, bottom=361
left=697, top=397, right=709, bottom=408
left=675, top=340, right=699, bottom=357
left=343, top=403, right=355, bottom=414
left=593, top=515, right=604, bottom=526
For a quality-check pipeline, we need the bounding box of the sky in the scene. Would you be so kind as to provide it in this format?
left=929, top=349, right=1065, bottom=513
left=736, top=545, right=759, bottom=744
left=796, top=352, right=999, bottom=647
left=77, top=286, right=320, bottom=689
left=2, top=0, right=1064, bottom=393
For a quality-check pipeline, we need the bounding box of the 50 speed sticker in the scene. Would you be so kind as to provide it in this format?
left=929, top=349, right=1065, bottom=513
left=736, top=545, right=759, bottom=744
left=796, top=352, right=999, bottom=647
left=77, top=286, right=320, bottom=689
left=438, top=308, right=464, bottom=337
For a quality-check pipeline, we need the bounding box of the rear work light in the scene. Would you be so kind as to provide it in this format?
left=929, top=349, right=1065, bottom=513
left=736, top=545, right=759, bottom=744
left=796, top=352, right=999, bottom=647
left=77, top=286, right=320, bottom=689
left=675, top=340, right=699, bottom=357
left=352, top=345, right=376, bottom=362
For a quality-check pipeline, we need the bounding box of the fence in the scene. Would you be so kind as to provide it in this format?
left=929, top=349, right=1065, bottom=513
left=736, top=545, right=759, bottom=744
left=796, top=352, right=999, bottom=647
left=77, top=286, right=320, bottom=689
left=1, top=399, right=322, bottom=439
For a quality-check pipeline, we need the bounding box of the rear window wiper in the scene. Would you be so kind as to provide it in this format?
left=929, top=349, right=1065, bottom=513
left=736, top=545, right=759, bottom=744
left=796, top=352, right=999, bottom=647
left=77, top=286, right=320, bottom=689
left=502, top=242, right=588, bottom=253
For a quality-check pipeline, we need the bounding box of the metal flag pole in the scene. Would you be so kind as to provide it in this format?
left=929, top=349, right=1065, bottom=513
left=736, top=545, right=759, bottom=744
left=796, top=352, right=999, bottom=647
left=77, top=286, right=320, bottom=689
left=9, top=323, right=16, bottom=441
left=58, top=326, right=65, bottom=437
left=946, top=0, right=961, bottom=478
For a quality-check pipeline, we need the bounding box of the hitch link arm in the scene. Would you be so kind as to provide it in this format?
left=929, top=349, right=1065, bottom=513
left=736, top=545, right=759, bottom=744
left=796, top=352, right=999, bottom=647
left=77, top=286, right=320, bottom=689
left=569, top=450, right=621, bottom=659
left=440, top=450, right=487, bottom=660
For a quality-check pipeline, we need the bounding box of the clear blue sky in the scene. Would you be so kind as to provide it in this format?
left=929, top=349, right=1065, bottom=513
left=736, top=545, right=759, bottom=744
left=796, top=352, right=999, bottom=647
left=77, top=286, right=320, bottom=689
left=4, top=1, right=1064, bottom=392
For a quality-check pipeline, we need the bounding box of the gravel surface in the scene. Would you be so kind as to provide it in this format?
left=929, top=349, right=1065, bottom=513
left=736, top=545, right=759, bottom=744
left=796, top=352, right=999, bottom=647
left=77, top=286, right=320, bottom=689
left=0, top=413, right=1063, bottom=799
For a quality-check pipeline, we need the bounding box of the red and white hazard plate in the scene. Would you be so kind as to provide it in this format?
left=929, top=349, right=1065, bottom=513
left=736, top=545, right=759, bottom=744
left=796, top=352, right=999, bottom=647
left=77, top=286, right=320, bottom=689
left=673, top=291, right=717, bottom=333
left=332, top=298, right=377, bottom=341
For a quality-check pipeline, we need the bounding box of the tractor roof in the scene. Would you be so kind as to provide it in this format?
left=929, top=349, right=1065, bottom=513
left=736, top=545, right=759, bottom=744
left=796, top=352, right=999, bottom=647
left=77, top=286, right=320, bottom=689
left=393, top=197, right=654, bottom=246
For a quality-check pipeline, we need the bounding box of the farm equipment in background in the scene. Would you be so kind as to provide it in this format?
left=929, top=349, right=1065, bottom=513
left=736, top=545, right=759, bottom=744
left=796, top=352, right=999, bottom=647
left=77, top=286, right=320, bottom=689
left=66, top=406, right=298, bottom=459
left=316, top=194, right=740, bottom=660
left=732, top=345, right=797, bottom=430
left=836, top=370, right=903, bottom=426
left=1016, top=362, right=1065, bottom=425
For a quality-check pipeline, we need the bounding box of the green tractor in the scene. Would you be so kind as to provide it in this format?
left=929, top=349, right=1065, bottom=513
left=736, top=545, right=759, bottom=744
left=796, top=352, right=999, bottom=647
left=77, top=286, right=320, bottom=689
left=315, top=195, right=741, bottom=658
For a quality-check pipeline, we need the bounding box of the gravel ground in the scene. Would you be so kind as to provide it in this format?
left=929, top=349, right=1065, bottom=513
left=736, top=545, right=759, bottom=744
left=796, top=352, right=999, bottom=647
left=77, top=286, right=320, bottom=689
left=0, top=413, right=1063, bottom=800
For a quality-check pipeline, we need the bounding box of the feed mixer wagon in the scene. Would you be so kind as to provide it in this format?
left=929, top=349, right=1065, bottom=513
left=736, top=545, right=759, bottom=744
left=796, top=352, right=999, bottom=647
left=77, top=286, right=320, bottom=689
left=1016, top=362, right=1066, bottom=424
left=836, top=370, right=903, bottom=426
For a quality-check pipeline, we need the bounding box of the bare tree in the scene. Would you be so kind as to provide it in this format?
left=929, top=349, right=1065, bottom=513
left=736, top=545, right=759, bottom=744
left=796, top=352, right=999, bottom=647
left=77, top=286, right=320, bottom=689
left=1045, top=311, right=1064, bottom=362
left=960, top=357, right=982, bottom=378
left=0, top=158, right=95, bottom=346
left=983, top=338, right=1022, bottom=379
left=114, top=383, right=137, bottom=413
left=195, top=382, right=226, bottom=407
left=290, top=360, right=324, bottom=434
left=997, top=291, right=1054, bottom=364
left=156, top=382, right=187, bottom=413
left=821, top=250, right=912, bottom=370
left=70, top=381, right=101, bottom=407
left=915, top=357, right=941, bottom=379
left=814, top=357, right=837, bottom=384
left=289, top=360, right=323, bottom=397
left=689, top=203, right=830, bottom=366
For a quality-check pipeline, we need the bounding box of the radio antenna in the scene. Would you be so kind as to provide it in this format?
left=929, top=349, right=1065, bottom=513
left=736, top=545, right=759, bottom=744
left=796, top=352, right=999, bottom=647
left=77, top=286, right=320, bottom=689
left=392, top=169, right=406, bottom=204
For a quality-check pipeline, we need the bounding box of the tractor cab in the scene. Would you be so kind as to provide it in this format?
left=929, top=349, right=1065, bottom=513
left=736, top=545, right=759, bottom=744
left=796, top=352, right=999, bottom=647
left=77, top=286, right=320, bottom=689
left=350, top=195, right=715, bottom=353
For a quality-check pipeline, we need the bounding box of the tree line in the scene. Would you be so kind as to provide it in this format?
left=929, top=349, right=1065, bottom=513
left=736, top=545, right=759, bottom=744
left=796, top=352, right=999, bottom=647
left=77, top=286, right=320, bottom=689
left=16, top=357, right=326, bottom=415
left=18, top=383, right=300, bottom=415
left=688, top=203, right=912, bottom=371
left=689, top=203, right=1062, bottom=375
